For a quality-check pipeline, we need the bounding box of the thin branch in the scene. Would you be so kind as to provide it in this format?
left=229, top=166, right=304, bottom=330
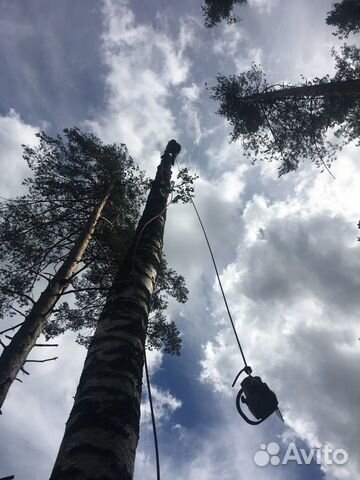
left=0, top=322, right=24, bottom=335
left=14, top=378, right=23, bottom=383
left=91, top=234, right=114, bottom=271
left=60, top=287, right=109, bottom=296
left=20, top=366, right=30, bottom=375
left=35, top=343, right=58, bottom=347
left=100, top=216, right=114, bottom=228
left=28, top=270, right=53, bottom=283
left=25, top=357, right=58, bottom=363
left=0, top=287, right=35, bottom=304
left=8, top=306, right=26, bottom=318
left=68, top=258, right=94, bottom=282
left=28, top=226, right=84, bottom=290
left=309, top=97, right=336, bottom=180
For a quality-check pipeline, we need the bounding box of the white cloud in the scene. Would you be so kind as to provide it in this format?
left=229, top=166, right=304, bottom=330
left=0, top=109, right=39, bottom=197
left=213, top=24, right=245, bottom=57
left=212, top=23, right=263, bottom=74
left=84, top=0, right=194, bottom=165
left=135, top=404, right=290, bottom=480
left=0, top=332, right=87, bottom=478
left=1, top=3, right=359, bottom=480
left=141, top=385, right=182, bottom=427
left=248, top=0, right=280, bottom=14
left=198, top=142, right=360, bottom=479
left=182, top=83, right=200, bottom=101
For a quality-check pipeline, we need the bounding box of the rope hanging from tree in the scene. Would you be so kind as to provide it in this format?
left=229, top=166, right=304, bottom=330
left=176, top=158, right=284, bottom=426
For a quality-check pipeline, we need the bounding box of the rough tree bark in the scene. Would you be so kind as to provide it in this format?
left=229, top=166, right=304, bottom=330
left=49, top=140, right=181, bottom=480
left=0, top=184, right=114, bottom=413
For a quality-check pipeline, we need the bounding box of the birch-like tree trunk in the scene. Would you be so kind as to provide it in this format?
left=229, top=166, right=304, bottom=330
left=0, top=185, right=114, bottom=413
left=49, top=141, right=180, bottom=480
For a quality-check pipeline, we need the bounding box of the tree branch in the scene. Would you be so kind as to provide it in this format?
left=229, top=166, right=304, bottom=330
left=60, top=287, right=109, bottom=296
left=8, top=306, right=26, bottom=318
left=25, top=357, right=58, bottom=363
left=0, top=322, right=24, bottom=335
left=100, top=216, right=115, bottom=228
left=0, top=287, right=35, bottom=304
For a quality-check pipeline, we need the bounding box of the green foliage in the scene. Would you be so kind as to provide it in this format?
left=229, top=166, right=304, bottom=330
left=202, top=0, right=247, bottom=28
left=147, top=312, right=182, bottom=356
left=326, top=0, right=360, bottom=38
left=210, top=46, right=360, bottom=175
left=0, top=128, right=143, bottom=314
left=46, top=255, right=188, bottom=356
left=171, top=168, right=199, bottom=204
left=1, top=128, right=188, bottom=356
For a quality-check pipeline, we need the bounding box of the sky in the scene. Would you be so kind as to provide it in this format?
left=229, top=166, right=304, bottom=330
left=0, top=0, right=359, bottom=479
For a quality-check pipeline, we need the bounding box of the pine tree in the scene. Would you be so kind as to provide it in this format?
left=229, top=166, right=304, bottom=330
left=209, top=45, right=360, bottom=175
left=0, top=131, right=189, bottom=414
left=202, top=0, right=247, bottom=28
left=49, top=140, right=195, bottom=480
left=0, top=128, right=144, bottom=412
left=326, top=0, right=360, bottom=38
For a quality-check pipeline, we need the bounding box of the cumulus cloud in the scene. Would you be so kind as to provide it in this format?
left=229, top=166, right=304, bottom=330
left=0, top=109, right=39, bottom=196
left=84, top=0, right=195, bottom=165
left=248, top=0, right=280, bottom=14
left=1, top=2, right=359, bottom=480
left=135, top=402, right=292, bottom=480
left=141, top=385, right=182, bottom=427
left=0, top=332, right=88, bottom=478
left=199, top=143, right=360, bottom=479
left=211, top=22, right=263, bottom=74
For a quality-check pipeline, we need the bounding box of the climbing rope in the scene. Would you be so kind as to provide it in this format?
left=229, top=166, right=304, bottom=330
left=175, top=159, right=249, bottom=368
left=189, top=198, right=249, bottom=367
left=175, top=158, right=282, bottom=427
left=144, top=350, right=160, bottom=480
left=131, top=207, right=167, bottom=480
left=130, top=157, right=176, bottom=480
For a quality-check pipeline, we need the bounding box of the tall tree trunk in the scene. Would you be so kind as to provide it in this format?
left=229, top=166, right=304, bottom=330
left=0, top=185, right=114, bottom=413
left=250, top=78, right=360, bottom=102
left=49, top=141, right=180, bottom=480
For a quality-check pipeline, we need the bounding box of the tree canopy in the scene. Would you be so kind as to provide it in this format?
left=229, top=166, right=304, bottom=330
left=0, top=128, right=143, bottom=317
left=209, top=45, right=360, bottom=175
left=0, top=128, right=188, bottom=356
left=47, top=254, right=188, bottom=355
left=202, top=0, right=247, bottom=28
left=326, top=0, right=360, bottom=38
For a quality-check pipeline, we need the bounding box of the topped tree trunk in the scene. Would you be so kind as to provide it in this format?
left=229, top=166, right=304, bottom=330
left=50, top=140, right=181, bottom=480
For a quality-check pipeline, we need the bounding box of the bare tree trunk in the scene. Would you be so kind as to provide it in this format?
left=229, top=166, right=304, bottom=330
left=252, top=78, right=360, bottom=101
left=0, top=185, right=114, bottom=413
left=49, top=142, right=180, bottom=480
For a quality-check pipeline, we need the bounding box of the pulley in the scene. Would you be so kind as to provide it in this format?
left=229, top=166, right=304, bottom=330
left=232, top=366, right=283, bottom=425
